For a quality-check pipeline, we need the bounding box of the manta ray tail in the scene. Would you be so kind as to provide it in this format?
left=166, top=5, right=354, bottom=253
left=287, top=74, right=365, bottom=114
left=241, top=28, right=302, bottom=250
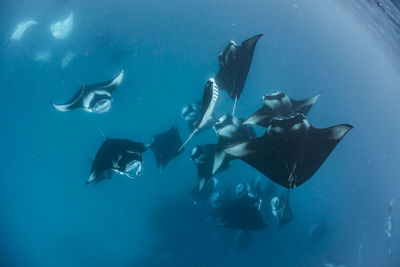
left=97, top=128, right=107, bottom=139
left=178, top=128, right=198, bottom=152
left=232, top=97, right=237, bottom=116
left=280, top=188, right=290, bottom=220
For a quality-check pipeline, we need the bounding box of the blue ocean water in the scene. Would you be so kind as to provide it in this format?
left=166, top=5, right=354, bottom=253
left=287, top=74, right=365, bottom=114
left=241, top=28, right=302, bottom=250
left=1, top=0, right=400, bottom=266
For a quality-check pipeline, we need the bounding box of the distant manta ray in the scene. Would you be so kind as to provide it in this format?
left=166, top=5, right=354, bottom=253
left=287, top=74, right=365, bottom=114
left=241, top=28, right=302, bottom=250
left=51, top=69, right=124, bottom=113
left=50, top=11, right=73, bottom=39
left=10, top=20, right=38, bottom=40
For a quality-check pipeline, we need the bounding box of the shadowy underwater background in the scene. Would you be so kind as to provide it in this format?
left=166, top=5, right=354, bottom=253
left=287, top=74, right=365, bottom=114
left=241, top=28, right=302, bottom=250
left=0, top=0, right=400, bottom=266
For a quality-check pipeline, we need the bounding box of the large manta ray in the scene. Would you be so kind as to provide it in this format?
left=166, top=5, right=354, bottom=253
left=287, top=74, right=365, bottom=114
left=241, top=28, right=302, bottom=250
left=87, top=138, right=147, bottom=184
left=215, top=34, right=263, bottom=115
left=224, top=113, right=353, bottom=188
left=179, top=78, right=219, bottom=151
left=243, top=91, right=321, bottom=127
left=149, top=125, right=184, bottom=173
left=51, top=69, right=124, bottom=113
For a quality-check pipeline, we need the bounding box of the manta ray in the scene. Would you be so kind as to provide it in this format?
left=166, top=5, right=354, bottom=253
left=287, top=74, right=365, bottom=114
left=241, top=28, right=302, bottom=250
left=87, top=138, right=148, bottom=184
left=224, top=113, right=352, bottom=188
left=50, top=11, right=73, bottom=39
left=190, top=144, right=230, bottom=191
left=11, top=20, right=38, bottom=40
left=212, top=114, right=256, bottom=175
left=179, top=78, right=219, bottom=151
left=215, top=34, right=263, bottom=115
left=51, top=69, right=124, bottom=113
left=243, top=91, right=321, bottom=127
left=149, top=124, right=184, bottom=173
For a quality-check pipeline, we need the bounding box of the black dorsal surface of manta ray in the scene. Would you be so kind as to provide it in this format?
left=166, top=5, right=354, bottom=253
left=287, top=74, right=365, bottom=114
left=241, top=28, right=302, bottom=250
left=190, top=144, right=230, bottom=191
left=220, top=194, right=267, bottom=230
left=149, top=124, right=184, bottom=172
left=179, top=78, right=219, bottom=151
left=215, top=34, right=263, bottom=114
left=87, top=138, right=147, bottom=184
left=224, top=113, right=353, bottom=188
left=243, top=91, right=321, bottom=127
left=51, top=69, right=124, bottom=113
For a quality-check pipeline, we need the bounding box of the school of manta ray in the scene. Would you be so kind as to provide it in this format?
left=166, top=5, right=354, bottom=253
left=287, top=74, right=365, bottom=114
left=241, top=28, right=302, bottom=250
left=48, top=32, right=355, bottom=246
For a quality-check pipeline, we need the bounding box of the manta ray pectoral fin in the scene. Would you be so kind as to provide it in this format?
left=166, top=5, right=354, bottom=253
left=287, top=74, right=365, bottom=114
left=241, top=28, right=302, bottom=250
left=243, top=111, right=266, bottom=125
left=51, top=86, right=84, bottom=112
left=242, top=34, right=263, bottom=47
left=291, top=92, right=322, bottom=115
left=107, top=69, right=125, bottom=88
left=87, top=172, right=97, bottom=184
left=51, top=101, right=76, bottom=111
left=224, top=142, right=252, bottom=157
left=326, top=124, right=353, bottom=140
left=212, top=151, right=226, bottom=175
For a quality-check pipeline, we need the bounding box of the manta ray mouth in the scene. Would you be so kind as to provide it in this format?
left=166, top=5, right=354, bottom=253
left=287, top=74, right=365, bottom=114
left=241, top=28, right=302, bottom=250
left=92, top=99, right=111, bottom=113
left=264, top=92, right=286, bottom=101
left=125, top=160, right=143, bottom=177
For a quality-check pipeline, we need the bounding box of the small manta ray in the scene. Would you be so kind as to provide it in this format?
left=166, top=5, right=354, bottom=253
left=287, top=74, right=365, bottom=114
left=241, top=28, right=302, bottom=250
left=224, top=113, right=352, bottom=189
left=11, top=20, right=38, bottom=40
left=178, top=78, right=219, bottom=151
left=51, top=69, right=124, bottom=113
left=190, top=144, right=230, bottom=191
left=212, top=114, right=256, bottom=175
left=243, top=91, right=321, bottom=127
left=149, top=124, right=184, bottom=173
left=220, top=194, right=267, bottom=230
left=215, top=34, right=263, bottom=115
left=50, top=11, right=73, bottom=40
left=87, top=138, right=148, bottom=184
left=385, top=198, right=394, bottom=255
